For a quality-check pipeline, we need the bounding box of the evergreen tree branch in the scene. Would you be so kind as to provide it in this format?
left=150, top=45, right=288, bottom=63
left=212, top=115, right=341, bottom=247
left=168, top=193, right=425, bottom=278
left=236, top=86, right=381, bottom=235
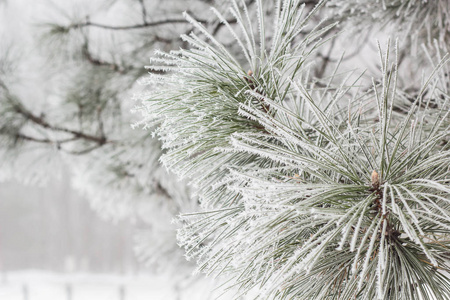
left=139, top=1, right=450, bottom=298
left=12, top=103, right=109, bottom=145
left=0, top=81, right=111, bottom=146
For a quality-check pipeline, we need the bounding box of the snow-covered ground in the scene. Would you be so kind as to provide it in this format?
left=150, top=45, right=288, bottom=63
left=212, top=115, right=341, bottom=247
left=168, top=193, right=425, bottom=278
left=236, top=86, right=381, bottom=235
left=0, top=271, right=219, bottom=300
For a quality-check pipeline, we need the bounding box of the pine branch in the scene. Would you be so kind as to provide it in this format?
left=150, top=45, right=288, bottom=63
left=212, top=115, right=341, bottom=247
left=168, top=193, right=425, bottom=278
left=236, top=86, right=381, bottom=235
left=81, top=41, right=130, bottom=73
left=1, top=82, right=111, bottom=146
left=64, top=14, right=237, bottom=32
left=139, top=1, right=450, bottom=298
left=12, top=103, right=109, bottom=145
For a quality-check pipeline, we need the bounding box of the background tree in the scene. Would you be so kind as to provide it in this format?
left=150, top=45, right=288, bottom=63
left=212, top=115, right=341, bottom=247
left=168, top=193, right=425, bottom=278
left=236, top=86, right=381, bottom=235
left=0, top=0, right=241, bottom=284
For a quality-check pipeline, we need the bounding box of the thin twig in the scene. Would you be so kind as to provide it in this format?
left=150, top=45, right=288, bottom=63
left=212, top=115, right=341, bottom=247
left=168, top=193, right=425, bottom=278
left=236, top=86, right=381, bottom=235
left=138, top=0, right=148, bottom=24
left=68, top=15, right=236, bottom=32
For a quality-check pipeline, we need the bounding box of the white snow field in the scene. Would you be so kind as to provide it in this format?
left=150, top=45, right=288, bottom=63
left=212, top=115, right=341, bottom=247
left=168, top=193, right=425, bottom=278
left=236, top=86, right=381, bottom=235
left=0, top=271, right=220, bottom=300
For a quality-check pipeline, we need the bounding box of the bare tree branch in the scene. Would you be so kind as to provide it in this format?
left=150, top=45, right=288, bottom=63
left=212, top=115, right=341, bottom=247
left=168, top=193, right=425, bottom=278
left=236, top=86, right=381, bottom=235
left=66, top=14, right=237, bottom=32
left=81, top=41, right=129, bottom=73
left=10, top=100, right=109, bottom=145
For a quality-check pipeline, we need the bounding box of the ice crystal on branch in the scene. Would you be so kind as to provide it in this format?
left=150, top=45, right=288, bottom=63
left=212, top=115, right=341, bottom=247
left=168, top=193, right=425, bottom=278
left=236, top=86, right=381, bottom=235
left=328, top=0, right=450, bottom=47
left=138, top=0, right=334, bottom=192
left=139, top=0, right=450, bottom=298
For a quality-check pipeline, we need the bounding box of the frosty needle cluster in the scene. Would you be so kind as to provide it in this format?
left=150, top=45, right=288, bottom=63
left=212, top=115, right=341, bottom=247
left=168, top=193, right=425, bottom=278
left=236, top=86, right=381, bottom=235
left=139, top=0, right=450, bottom=298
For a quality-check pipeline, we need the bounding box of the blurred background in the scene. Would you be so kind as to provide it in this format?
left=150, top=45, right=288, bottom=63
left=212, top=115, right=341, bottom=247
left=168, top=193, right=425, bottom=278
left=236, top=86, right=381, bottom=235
left=0, top=0, right=230, bottom=299
left=0, top=178, right=148, bottom=299
left=0, top=178, right=137, bottom=274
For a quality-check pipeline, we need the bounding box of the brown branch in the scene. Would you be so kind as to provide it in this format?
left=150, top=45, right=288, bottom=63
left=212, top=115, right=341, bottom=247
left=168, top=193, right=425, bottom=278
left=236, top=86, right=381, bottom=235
left=369, top=171, right=401, bottom=240
left=81, top=42, right=129, bottom=73
left=71, top=19, right=189, bottom=31
left=3, top=72, right=107, bottom=145
left=14, top=133, right=78, bottom=146
left=1, top=58, right=113, bottom=157
left=15, top=133, right=52, bottom=144
left=316, top=38, right=336, bottom=78
left=12, top=102, right=108, bottom=145
left=153, top=34, right=175, bottom=44
left=70, top=16, right=219, bottom=31
left=67, top=13, right=237, bottom=32
left=155, top=181, right=171, bottom=199
left=65, top=144, right=104, bottom=155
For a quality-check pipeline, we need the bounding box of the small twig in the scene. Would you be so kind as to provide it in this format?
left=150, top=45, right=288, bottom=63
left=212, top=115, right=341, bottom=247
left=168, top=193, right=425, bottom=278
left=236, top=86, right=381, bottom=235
left=65, top=144, right=104, bottom=155
left=82, top=41, right=128, bottom=73
left=70, top=19, right=191, bottom=31
left=66, top=10, right=237, bottom=30
left=68, top=15, right=237, bottom=32
left=138, top=0, right=148, bottom=24
left=14, top=134, right=78, bottom=146
left=155, top=181, right=171, bottom=199
left=316, top=38, right=336, bottom=78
